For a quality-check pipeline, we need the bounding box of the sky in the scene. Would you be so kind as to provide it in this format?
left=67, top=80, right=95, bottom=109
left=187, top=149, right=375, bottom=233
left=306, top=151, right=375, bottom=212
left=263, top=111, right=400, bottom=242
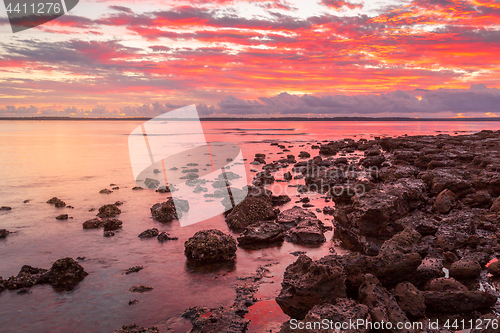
left=1, top=0, right=500, bottom=118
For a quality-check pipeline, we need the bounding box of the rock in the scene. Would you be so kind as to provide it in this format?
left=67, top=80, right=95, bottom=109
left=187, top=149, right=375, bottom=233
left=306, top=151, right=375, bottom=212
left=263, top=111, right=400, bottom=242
left=132, top=186, right=143, bottom=190
left=285, top=219, right=326, bottom=244
left=138, top=228, right=158, bottom=238
left=104, top=231, right=115, bottom=237
left=193, top=184, right=208, bottom=193
left=157, top=232, right=178, bottom=241
left=55, top=214, right=69, bottom=220
left=423, top=290, right=496, bottom=313
left=182, top=305, right=249, bottom=333
left=449, top=259, right=481, bottom=280
left=471, top=313, right=500, bottom=333
left=280, top=299, right=371, bottom=333
left=237, top=221, right=284, bottom=246
left=425, top=277, right=467, bottom=292
left=103, top=219, right=123, bottom=231
left=4, top=265, right=48, bottom=290
left=253, top=170, right=275, bottom=186
left=113, top=324, right=159, bottom=333
left=283, top=171, right=293, bottom=181
left=491, top=197, right=500, bottom=213
left=276, top=255, right=346, bottom=319
left=99, top=189, right=113, bottom=194
left=358, top=274, right=410, bottom=331
left=112, top=187, right=120, bottom=190
left=83, top=217, right=104, bottom=229
left=150, top=199, right=180, bottom=222
left=433, top=189, right=456, bottom=214
left=38, top=258, right=88, bottom=290
left=129, top=285, right=153, bottom=292
left=272, top=195, right=291, bottom=206
left=394, top=282, right=426, bottom=318
left=413, top=257, right=445, bottom=287
left=184, top=229, right=237, bottom=263
left=487, top=260, right=500, bottom=276
left=115, top=201, right=124, bottom=206
left=125, top=266, right=144, bottom=274
left=298, top=151, right=311, bottom=158
left=0, top=206, right=11, bottom=211
left=128, top=300, right=139, bottom=305
left=97, top=204, right=121, bottom=218
left=361, top=155, right=386, bottom=168
left=277, top=206, right=318, bottom=229
left=464, top=190, right=493, bottom=208
left=226, top=196, right=275, bottom=230
left=0, top=229, right=9, bottom=238
left=47, top=197, right=66, bottom=207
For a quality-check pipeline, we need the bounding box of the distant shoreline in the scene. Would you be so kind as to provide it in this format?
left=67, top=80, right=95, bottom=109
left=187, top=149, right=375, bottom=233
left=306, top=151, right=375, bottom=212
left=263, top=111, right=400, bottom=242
left=1, top=116, right=500, bottom=121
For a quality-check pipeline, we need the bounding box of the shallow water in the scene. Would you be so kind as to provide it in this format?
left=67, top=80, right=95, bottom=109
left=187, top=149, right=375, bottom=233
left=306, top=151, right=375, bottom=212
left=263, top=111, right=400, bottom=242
left=1, top=120, right=500, bottom=333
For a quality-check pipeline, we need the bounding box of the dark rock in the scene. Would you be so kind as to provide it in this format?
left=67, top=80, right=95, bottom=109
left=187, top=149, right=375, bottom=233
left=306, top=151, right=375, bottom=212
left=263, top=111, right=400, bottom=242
left=157, top=231, right=178, bottom=241
left=128, top=300, right=139, bottom=305
left=47, top=197, right=66, bottom=207
left=55, top=214, right=69, bottom=220
left=272, top=195, right=291, bottom=206
left=253, top=170, right=275, bottom=186
left=487, top=260, right=500, bottom=276
left=449, top=259, right=481, bottom=280
left=358, top=274, right=410, bottom=330
left=97, top=204, right=121, bottom=218
left=125, top=266, right=144, bottom=274
left=361, top=154, right=386, bottom=168
left=283, top=171, right=293, bottom=181
left=298, top=151, right=311, bottom=158
left=285, top=219, right=326, bottom=244
left=4, top=265, right=48, bottom=290
left=129, top=285, right=153, bottom=292
left=173, top=198, right=190, bottom=212
left=225, top=196, right=275, bottom=230
left=182, top=305, right=249, bottom=333
left=276, top=255, right=346, bottom=319
left=425, top=277, right=467, bottom=292
left=464, top=190, right=493, bottom=208
left=491, top=197, right=500, bottom=212
left=132, top=186, right=143, bottom=190
left=471, top=314, right=500, bottom=333
left=413, top=257, right=445, bottom=287
left=138, top=228, right=158, bottom=238
left=0, top=229, right=9, bottom=238
left=150, top=199, right=179, bottom=222
left=184, top=229, right=237, bottom=263
left=423, top=290, right=496, bottom=313
left=82, top=218, right=104, bottom=229
left=114, top=201, right=124, bottom=206
left=38, top=258, right=87, bottom=289
left=237, top=221, right=284, bottom=246
left=99, top=189, right=113, bottom=194
left=0, top=206, right=11, bottom=211
left=433, top=189, right=456, bottom=214
left=394, top=282, right=426, bottom=318
left=104, top=231, right=115, bottom=237
left=103, top=219, right=123, bottom=231
left=276, top=206, right=318, bottom=229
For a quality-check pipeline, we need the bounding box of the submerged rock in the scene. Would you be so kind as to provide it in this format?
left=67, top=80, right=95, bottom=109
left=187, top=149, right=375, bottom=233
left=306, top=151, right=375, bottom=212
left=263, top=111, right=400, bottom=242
left=38, top=258, right=88, bottom=290
left=82, top=218, right=104, bottom=229
left=47, top=197, right=66, bottom=207
left=129, top=285, right=153, bottom=292
left=125, top=266, right=144, bottom=275
left=103, top=219, right=123, bottom=231
left=97, top=204, right=121, bottom=218
left=55, top=214, right=69, bottom=220
left=184, top=229, right=237, bottom=263
left=151, top=199, right=179, bottom=222
left=99, top=189, right=113, bottom=194
left=0, top=229, right=10, bottom=238
left=157, top=232, right=178, bottom=241
left=0, top=206, right=11, bottom=211
left=138, top=228, right=158, bottom=238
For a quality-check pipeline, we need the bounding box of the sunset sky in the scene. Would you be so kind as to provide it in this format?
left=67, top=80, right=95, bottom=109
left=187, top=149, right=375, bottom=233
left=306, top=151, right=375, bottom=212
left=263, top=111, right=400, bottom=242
left=1, top=0, right=500, bottom=117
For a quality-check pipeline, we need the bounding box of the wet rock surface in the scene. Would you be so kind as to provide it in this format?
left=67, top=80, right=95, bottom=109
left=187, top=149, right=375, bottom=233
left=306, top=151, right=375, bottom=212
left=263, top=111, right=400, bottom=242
left=237, top=221, right=284, bottom=246
left=225, top=196, right=276, bottom=230
left=97, top=203, right=121, bottom=218
left=184, top=229, right=237, bottom=263
left=47, top=197, right=66, bottom=207
left=150, top=199, right=179, bottom=222
left=113, top=325, right=159, bottom=333
left=138, top=228, right=159, bottom=238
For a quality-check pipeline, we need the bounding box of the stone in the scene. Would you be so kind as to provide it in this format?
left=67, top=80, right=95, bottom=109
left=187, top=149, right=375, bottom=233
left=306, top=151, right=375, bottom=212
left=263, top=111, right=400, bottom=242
left=138, top=228, right=158, bottom=238
left=99, top=189, right=113, bottom=194
left=433, top=189, right=456, bottom=214
left=129, top=285, right=153, bottom=292
left=150, top=199, right=179, bottom=222
left=103, top=219, right=123, bottom=231
left=0, top=206, right=11, bottom=211
left=125, top=266, right=144, bottom=274
left=449, top=259, right=481, bottom=280
left=237, top=221, right=284, bottom=246
left=491, top=197, right=500, bottom=213
left=272, top=195, right=291, bottom=206
left=276, top=255, right=346, bottom=319
left=394, top=282, right=426, bottom=318
left=285, top=219, right=326, bottom=244
left=276, top=206, right=318, bottom=229
left=423, top=290, right=496, bottom=313
left=157, top=232, right=178, bottom=241
left=47, top=197, right=66, bottom=207
left=487, top=260, right=500, bottom=276
left=226, top=196, right=276, bottom=230
left=0, top=229, right=9, bottom=238
left=55, top=214, right=69, bottom=220
left=97, top=204, right=121, bottom=218
left=38, top=258, right=88, bottom=290
left=184, top=229, right=237, bottom=263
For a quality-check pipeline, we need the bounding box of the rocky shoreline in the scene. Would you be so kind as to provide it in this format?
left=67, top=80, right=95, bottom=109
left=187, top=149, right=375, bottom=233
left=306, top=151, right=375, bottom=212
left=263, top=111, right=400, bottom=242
left=2, top=129, right=500, bottom=332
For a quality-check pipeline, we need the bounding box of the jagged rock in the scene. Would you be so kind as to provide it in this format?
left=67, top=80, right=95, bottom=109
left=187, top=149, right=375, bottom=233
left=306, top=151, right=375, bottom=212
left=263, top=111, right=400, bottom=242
left=413, top=257, right=445, bottom=287
left=449, top=259, right=481, bottom=280
left=97, top=204, right=121, bottom=218
left=38, top=258, right=88, bottom=290
left=99, top=189, right=113, bottom=194
left=272, top=195, right=291, bottom=206
left=433, top=189, right=456, bottom=214
left=277, top=206, right=317, bottom=229
left=184, top=229, right=237, bottom=263
left=226, top=196, right=275, bottom=230
left=150, top=199, right=179, bottom=222
left=182, top=305, right=249, bottom=333
left=157, top=232, right=178, bottom=241
left=138, top=228, right=158, bottom=238
left=55, top=214, right=69, bottom=220
left=125, top=266, right=144, bottom=274
left=358, top=274, right=410, bottom=331
left=47, top=197, right=66, bottom=207
left=103, top=219, right=123, bottom=231
left=237, top=221, right=284, bottom=246
left=113, top=324, right=159, bottom=333
left=394, top=282, right=426, bottom=318
left=253, top=170, right=275, bottom=186
left=4, top=266, right=48, bottom=290
left=285, top=219, right=326, bottom=244
left=276, top=255, right=346, bottom=319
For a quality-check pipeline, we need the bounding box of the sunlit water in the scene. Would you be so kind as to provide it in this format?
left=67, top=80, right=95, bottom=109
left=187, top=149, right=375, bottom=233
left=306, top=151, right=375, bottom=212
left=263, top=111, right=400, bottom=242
left=1, top=120, right=500, bottom=333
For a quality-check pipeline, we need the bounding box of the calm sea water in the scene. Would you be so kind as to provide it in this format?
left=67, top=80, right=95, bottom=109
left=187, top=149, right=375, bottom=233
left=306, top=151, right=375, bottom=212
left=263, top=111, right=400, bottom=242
left=1, top=120, right=500, bottom=333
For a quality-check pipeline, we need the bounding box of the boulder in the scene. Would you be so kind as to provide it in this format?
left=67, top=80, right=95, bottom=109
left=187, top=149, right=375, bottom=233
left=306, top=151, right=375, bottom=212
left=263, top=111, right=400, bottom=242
left=277, top=206, right=318, bottom=229
left=358, top=274, right=410, bottom=332
left=394, top=282, right=426, bottom=318
left=423, top=290, right=496, bottom=313
left=272, top=195, right=291, bottom=206
left=449, top=259, right=481, bottom=280
left=0, top=229, right=9, bottom=238
left=433, top=189, right=456, bottom=214
left=276, top=255, right=346, bottom=319
left=0, top=206, right=11, bottom=211
left=237, top=221, right=284, bottom=246
left=285, top=219, right=326, bottom=244
left=150, top=199, right=179, bottom=222
left=97, top=204, right=121, bottom=218
left=487, top=260, right=500, bottom=276
left=103, top=219, right=123, bottom=231
left=82, top=218, right=104, bottom=229
left=184, top=229, right=237, bottom=263
left=47, top=197, right=66, bottom=207
left=225, top=196, right=275, bottom=230
left=298, top=151, right=311, bottom=158
left=138, top=228, right=158, bottom=238
left=39, top=258, right=88, bottom=290
left=55, top=214, right=69, bottom=220
left=99, top=189, right=113, bottom=194
left=157, top=232, right=178, bottom=241
left=4, top=265, right=48, bottom=290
